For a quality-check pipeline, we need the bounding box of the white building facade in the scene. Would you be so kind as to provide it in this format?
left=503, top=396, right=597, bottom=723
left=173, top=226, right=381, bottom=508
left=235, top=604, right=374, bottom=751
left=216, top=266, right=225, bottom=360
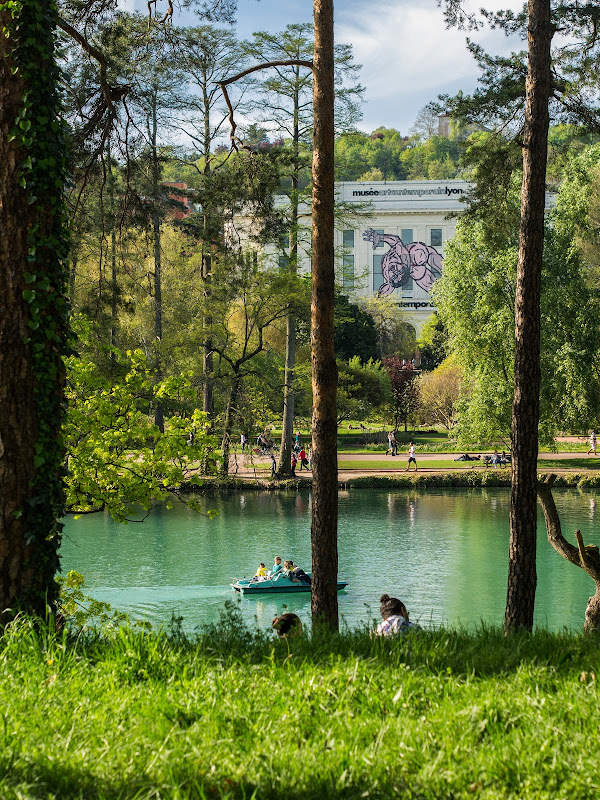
left=334, top=179, right=469, bottom=339
left=233, top=179, right=471, bottom=341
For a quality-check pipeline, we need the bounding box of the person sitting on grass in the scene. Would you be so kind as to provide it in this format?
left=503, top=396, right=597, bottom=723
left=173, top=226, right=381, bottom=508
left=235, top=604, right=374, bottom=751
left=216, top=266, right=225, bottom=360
left=272, top=612, right=303, bottom=639
left=375, top=594, right=420, bottom=636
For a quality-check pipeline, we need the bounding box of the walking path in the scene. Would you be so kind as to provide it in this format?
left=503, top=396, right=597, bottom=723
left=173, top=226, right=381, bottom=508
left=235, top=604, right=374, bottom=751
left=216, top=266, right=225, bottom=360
left=229, top=448, right=598, bottom=480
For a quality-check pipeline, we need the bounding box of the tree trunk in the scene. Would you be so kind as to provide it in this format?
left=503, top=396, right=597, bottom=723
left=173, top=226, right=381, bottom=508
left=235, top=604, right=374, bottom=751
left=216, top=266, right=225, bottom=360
left=152, top=209, right=164, bottom=433
left=505, top=0, right=552, bottom=632
left=107, top=137, right=118, bottom=353
left=220, top=372, right=241, bottom=475
left=278, top=312, right=296, bottom=472
left=150, top=95, right=164, bottom=433
left=311, top=0, right=339, bottom=631
left=278, top=71, right=301, bottom=476
left=202, top=251, right=214, bottom=421
left=537, top=475, right=600, bottom=633
left=0, top=1, right=68, bottom=619
left=201, top=85, right=215, bottom=423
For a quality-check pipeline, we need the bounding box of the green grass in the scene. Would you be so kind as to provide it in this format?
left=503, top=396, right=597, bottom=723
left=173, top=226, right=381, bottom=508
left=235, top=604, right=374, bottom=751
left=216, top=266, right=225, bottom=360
left=2, top=611, right=600, bottom=799
left=338, top=459, right=504, bottom=470
left=540, top=458, right=600, bottom=470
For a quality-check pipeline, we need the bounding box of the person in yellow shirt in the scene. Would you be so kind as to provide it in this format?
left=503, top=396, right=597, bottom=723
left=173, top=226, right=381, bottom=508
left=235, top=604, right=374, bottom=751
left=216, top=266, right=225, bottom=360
left=255, top=562, right=267, bottom=578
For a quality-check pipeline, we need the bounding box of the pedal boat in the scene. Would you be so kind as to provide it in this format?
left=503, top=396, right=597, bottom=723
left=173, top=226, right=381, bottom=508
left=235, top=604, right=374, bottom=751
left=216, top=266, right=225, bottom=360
left=231, top=573, right=347, bottom=595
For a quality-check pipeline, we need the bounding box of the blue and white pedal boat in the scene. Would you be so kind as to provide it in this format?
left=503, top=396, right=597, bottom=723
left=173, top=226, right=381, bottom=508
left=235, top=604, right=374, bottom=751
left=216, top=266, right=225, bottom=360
left=231, top=573, right=348, bottom=595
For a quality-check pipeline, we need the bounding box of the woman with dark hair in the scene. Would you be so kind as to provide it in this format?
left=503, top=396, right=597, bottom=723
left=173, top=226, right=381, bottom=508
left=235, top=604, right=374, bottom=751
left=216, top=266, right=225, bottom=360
left=272, top=613, right=303, bottom=638
left=376, top=594, right=419, bottom=636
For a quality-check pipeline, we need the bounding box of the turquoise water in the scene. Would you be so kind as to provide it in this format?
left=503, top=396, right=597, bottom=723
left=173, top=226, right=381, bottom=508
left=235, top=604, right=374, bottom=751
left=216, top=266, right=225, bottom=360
left=61, top=488, right=600, bottom=634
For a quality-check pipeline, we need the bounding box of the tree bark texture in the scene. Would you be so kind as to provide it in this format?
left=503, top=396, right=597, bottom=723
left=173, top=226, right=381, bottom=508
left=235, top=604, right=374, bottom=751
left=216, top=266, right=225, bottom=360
left=151, top=99, right=164, bottom=433
left=0, top=2, right=69, bottom=619
left=220, top=373, right=241, bottom=476
left=278, top=312, right=296, bottom=473
left=537, top=476, right=600, bottom=633
left=505, top=0, right=552, bottom=632
left=278, top=74, right=301, bottom=476
left=311, top=0, right=339, bottom=631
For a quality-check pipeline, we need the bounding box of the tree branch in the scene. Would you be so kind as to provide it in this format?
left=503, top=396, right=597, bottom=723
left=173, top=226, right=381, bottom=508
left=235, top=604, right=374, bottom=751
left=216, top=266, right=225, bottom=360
left=218, top=59, right=313, bottom=151
left=57, top=17, right=130, bottom=110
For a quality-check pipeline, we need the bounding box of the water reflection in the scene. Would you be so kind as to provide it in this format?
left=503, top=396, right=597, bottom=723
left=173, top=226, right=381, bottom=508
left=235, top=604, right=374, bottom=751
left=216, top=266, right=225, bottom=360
left=61, top=488, right=600, bottom=634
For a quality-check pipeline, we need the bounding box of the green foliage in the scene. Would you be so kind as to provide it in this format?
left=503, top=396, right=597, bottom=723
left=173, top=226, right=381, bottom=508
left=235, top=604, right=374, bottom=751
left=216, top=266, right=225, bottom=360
left=334, top=293, right=379, bottom=361
left=334, top=127, right=463, bottom=182
left=57, top=570, right=129, bottom=631
left=417, top=313, right=448, bottom=371
left=337, top=357, right=391, bottom=423
left=1, top=618, right=600, bottom=798
left=64, top=340, right=217, bottom=521
left=434, top=154, right=600, bottom=443
left=418, top=357, right=463, bottom=430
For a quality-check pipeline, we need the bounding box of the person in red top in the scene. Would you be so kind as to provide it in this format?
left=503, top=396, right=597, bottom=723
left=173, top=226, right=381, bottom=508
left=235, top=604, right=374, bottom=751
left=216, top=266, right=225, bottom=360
left=298, top=448, right=309, bottom=470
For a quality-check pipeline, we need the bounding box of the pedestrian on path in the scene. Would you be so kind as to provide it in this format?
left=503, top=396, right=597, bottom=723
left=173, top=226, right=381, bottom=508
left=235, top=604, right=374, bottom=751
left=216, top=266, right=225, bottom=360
left=386, top=431, right=397, bottom=456
left=406, top=441, right=418, bottom=471
left=588, top=430, right=597, bottom=456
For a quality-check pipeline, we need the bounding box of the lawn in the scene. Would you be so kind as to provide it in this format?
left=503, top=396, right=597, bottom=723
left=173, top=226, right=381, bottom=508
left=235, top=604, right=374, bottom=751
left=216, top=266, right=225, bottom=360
left=2, top=613, right=599, bottom=799
left=337, top=459, right=487, bottom=470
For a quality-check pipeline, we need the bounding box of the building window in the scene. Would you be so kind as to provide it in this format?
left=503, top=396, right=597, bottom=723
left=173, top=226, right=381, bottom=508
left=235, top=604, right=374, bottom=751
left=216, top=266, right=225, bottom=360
left=343, top=255, right=354, bottom=290
left=401, top=228, right=413, bottom=244
left=430, top=228, right=443, bottom=247
left=342, top=229, right=355, bottom=249
left=373, top=254, right=384, bottom=292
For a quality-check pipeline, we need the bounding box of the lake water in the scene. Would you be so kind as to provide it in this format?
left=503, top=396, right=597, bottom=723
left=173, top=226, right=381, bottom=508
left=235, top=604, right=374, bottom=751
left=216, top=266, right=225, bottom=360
left=61, top=488, right=600, bottom=634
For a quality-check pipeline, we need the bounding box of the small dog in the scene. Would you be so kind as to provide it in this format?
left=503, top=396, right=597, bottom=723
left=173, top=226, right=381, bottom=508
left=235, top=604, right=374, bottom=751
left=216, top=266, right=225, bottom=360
left=272, top=612, right=303, bottom=639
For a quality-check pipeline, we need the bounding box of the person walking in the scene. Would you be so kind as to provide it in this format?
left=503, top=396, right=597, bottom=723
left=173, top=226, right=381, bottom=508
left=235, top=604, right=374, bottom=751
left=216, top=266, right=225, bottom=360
left=406, top=441, right=418, bottom=471
left=588, top=430, right=597, bottom=456
left=386, top=431, right=396, bottom=456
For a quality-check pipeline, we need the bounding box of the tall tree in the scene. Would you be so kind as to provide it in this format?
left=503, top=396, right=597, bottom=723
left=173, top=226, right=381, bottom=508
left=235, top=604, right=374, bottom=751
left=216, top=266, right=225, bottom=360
left=244, top=23, right=363, bottom=476
left=383, top=358, right=420, bottom=432
left=505, top=0, right=551, bottom=631
left=311, top=0, right=338, bottom=630
left=0, top=0, right=70, bottom=619
left=439, top=0, right=600, bottom=630
left=174, top=25, right=250, bottom=423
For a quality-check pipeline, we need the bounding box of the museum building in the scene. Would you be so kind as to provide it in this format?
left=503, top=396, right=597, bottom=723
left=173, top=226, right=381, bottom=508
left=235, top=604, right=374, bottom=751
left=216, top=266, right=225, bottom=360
left=258, top=179, right=470, bottom=339
left=331, top=179, right=469, bottom=339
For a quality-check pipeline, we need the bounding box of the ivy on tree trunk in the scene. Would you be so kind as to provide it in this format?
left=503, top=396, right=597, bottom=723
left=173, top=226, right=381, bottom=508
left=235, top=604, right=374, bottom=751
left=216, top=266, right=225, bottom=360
left=0, top=0, right=70, bottom=620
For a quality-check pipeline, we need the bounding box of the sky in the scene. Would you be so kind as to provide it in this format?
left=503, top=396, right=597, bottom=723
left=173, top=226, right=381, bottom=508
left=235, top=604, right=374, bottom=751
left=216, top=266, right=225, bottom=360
left=119, top=0, right=525, bottom=135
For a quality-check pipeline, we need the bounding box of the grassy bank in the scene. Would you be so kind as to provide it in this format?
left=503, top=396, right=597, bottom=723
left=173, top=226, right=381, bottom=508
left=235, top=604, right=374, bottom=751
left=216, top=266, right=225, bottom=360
left=2, top=611, right=600, bottom=799
left=186, top=470, right=600, bottom=493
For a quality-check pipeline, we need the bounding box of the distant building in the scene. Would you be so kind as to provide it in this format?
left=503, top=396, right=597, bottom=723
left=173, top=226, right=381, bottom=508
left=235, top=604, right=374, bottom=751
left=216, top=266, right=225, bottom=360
left=333, top=180, right=470, bottom=338
left=163, top=182, right=193, bottom=220
left=235, top=179, right=468, bottom=340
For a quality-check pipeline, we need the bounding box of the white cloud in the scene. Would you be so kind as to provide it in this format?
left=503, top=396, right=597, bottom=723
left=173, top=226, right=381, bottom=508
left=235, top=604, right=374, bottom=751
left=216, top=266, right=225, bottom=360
left=336, top=0, right=525, bottom=133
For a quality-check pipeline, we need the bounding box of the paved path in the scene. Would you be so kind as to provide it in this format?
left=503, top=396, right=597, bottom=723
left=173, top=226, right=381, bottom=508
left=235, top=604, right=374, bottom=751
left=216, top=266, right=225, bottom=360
left=228, top=448, right=598, bottom=480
